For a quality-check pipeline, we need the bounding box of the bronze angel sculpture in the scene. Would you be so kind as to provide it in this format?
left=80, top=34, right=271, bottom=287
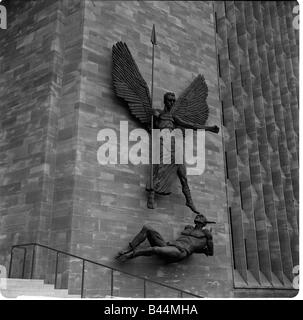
left=112, top=42, right=219, bottom=214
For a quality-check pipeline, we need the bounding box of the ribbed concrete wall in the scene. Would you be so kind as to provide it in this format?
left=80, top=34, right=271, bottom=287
left=215, top=1, right=299, bottom=295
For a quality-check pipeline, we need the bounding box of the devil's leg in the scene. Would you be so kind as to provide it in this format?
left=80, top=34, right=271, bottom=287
left=129, top=224, right=166, bottom=248
left=121, top=246, right=186, bottom=262
left=116, top=225, right=166, bottom=260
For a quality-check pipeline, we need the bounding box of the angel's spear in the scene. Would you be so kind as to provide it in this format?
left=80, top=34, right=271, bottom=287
left=147, top=24, right=157, bottom=209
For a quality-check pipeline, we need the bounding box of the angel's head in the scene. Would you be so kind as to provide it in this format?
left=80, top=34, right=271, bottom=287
left=164, top=92, right=176, bottom=111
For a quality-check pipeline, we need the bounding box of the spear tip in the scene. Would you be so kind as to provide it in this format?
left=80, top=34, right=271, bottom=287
left=151, top=24, right=157, bottom=45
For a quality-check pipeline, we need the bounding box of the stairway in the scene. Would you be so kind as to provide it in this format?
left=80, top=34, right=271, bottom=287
left=0, top=279, right=81, bottom=299
left=8, top=243, right=202, bottom=299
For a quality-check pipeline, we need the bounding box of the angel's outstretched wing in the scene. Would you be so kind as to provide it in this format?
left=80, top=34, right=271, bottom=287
left=112, top=42, right=152, bottom=125
left=172, top=74, right=209, bottom=126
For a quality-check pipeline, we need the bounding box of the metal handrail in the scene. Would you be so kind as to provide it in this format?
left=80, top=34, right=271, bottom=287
left=8, top=242, right=202, bottom=298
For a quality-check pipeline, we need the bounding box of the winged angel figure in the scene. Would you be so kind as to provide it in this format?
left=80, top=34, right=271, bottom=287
left=112, top=42, right=219, bottom=214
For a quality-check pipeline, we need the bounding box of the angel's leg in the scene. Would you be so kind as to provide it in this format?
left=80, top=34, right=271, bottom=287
left=177, top=164, right=200, bottom=214
left=147, top=163, right=176, bottom=209
left=147, top=190, right=155, bottom=209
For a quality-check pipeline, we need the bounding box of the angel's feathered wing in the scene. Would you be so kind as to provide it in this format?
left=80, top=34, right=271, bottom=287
left=112, top=42, right=152, bottom=125
left=172, top=74, right=209, bottom=126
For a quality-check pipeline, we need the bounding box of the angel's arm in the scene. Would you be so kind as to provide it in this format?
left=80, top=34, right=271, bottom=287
left=174, top=115, right=219, bottom=133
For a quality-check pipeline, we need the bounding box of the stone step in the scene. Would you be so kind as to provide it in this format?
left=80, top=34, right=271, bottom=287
left=1, top=278, right=81, bottom=299
left=2, top=288, right=66, bottom=295
left=5, top=282, right=55, bottom=290
left=4, top=278, right=45, bottom=287
left=2, top=291, right=81, bottom=299
left=3, top=283, right=56, bottom=292
left=2, top=288, right=80, bottom=298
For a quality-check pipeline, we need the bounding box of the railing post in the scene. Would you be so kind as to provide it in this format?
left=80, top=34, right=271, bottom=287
left=180, top=291, right=183, bottom=298
left=30, top=245, right=36, bottom=279
left=8, top=248, right=14, bottom=278
left=143, top=279, right=146, bottom=298
left=54, top=252, right=59, bottom=289
left=22, top=248, right=27, bottom=279
left=110, top=269, right=114, bottom=297
left=81, top=260, right=85, bottom=298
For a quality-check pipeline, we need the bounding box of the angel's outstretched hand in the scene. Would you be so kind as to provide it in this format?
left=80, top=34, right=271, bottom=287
left=208, top=125, right=220, bottom=134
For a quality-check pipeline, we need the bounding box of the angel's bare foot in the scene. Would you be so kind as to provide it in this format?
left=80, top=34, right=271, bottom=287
left=186, top=201, right=200, bottom=214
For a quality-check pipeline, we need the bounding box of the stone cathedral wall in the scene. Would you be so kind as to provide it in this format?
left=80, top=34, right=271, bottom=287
left=0, top=0, right=230, bottom=298
left=68, top=1, right=230, bottom=298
